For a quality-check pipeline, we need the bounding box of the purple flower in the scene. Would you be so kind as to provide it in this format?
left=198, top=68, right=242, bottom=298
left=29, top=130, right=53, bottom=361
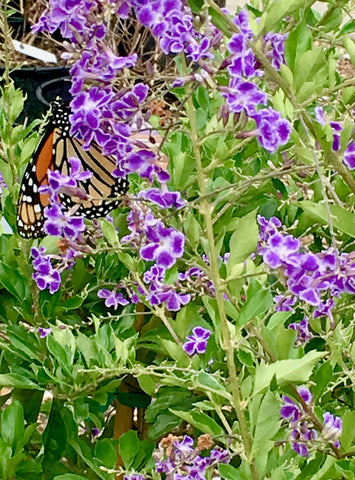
left=263, top=32, right=287, bottom=70
left=90, top=427, right=101, bottom=441
left=43, top=203, right=86, bottom=240
left=274, top=295, right=296, bottom=312
left=143, top=265, right=191, bottom=311
left=330, top=121, right=342, bottom=151
left=257, top=215, right=282, bottom=242
left=263, top=233, right=300, bottom=269
left=288, top=317, right=313, bottom=346
left=0, top=172, right=7, bottom=194
left=252, top=108, right=292, bottom=153
left=39, top=157, right=92, bottom=201
left=343, top=142, right=355, bottom=169
left=98, top=289, right=129, bottom=309
left=124, top=475, right=145, bottom=480
left=322, top=412, right=342, bottom=447
left=121, top=149, right=170, bottom=183
left=139, top=188, right=185, bottom=209
left=38, top=327, right=52, bottom=338
left=297, top=386, right=312, bottom=404
left=221, top=79, right=267, bottom=116
left=183, top=327, right=211, bottom=355
left=280, top=396, right=301, bottom=422
left=31, top=247, right=61, bottom=294
left=140, top=222, right=185, bottom=269
left=280, top=389, right=318, bottom=457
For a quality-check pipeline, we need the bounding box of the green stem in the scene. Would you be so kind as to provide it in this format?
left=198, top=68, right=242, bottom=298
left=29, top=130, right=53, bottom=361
left=181, top=53, right=260, bottom=479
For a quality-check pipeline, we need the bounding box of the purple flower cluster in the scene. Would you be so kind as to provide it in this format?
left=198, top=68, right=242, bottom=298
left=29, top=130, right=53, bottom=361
left=221, top=11, right=292, bottom=153
left=280, top=387, right=342, bottom=457
left=31, top=247, right=61, bottom=294
left=154, top=435, right=229, bottom=480
left=131, top=0, right=213, bottom=62
left=31, top=239, right=83, bottom=294
left=258, top=215, right=355, bottom=322
left=315, top=107, right=355, bottom=169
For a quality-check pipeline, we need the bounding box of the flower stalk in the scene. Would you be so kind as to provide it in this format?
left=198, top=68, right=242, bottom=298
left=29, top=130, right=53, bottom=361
left=181, top=52, right=260, bottom=479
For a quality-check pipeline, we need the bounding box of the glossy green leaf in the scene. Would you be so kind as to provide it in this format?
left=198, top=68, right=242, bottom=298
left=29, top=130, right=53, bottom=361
left=254, top=351, right=326, bottom=394
left=170, top=409, right=224, bottom=436
left=252, top=390, right=280, bottom=456
left=239, top=280, right=273, bottom=327
left=1, top=401, right=24, bottom=450
left=227, top=210, right=258, bottom=271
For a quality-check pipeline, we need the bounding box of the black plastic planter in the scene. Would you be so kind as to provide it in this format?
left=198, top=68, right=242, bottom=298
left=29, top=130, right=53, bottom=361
left=0, top=66, right=71, bottom=123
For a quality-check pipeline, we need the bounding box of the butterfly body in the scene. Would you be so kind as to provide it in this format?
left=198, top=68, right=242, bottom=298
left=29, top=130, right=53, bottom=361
left=17, top=100, right=128, bottom=239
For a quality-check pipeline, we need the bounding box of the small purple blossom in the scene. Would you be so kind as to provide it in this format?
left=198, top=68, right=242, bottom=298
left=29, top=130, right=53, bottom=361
left=140, top=222, right=185, bottom=269
left=252, top=108, right=292, bottom=153
left=124, top=475, right=145, bottom=480
left=288, top=317, right=313, bottom=346
left=322, top=412, right=342, bottom=448
left=98, top=289, right=129, bottom=309
left=121, top=149, right=170, bottom=183
left=139, top=188, right=185, bottom=209
left=38, top=327, right=52, bottom=338
left=44, top=203, right=86, bottom=240
left=343, top=142, right=355, bottom=170
left=183, top=327, right=211, bottom=355
left=0, top=172, right=7, bottom=194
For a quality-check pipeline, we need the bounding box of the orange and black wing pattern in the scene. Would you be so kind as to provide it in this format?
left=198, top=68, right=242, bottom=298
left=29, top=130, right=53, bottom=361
left=17, top=100, right=128, bottom=239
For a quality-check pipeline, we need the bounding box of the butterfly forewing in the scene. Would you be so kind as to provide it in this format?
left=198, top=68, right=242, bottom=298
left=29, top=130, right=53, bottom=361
left=17, top=101, right=129, bottom=239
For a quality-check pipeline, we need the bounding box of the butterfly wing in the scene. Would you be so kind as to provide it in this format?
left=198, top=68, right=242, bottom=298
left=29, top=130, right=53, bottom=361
left=17, top=102, right=128, bottom=239
left=17, top=126, right=56, bottom=238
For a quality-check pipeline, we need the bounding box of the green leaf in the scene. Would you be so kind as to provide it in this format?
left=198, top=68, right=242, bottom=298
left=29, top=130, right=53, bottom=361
left=252, top=390, right=280, bottom=456
left=254, top=351, right=326, bottom=395
left=119, top=430, right=140, bottom=469
left=47, top=335, right=73, bottom=377
left=297, top=201, right=355, bottom=237
left=227, top=210, right=258, bottom=271
left=170, top=409, right=224, bottom=436
left=161, top=339, right=189, bottom=367
left=285, top=19, right=312, bottom=71
left=0, top=374, right=41, bottom=390
left=197, top=372, right=229, bottom=396
left=70, top=439, right=110, bottom=480
left=54, top=476, right=88, bottom=480
left=340, top=410, right=355, bottom=451
left=0, top=262, right=27, bottom=301
left=94, top=439, right=117, bottom=469
left=264, top=0, right=305, bottom=31
left=195, top=108, right=208, bottom=130
left=294, top=48, right=326, bottom=93
left=101, top=219, right=119, bottom=245
left=238, top=280, right=273, bottom=327
left=185, top=212, right=200, bottom=250
left=219, top=464, right=244, bottom=480
left=344, top=36, right=355, bottom=68
left=1, top=401, right=24, bottom=450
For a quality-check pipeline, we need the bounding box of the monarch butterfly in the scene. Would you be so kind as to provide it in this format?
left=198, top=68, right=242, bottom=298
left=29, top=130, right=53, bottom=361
left=17, top=99, right=129, bottom=239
